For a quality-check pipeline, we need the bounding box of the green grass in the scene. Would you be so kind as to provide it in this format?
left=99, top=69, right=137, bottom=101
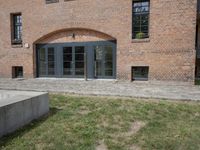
left=1, top=94, right=200, bottom=150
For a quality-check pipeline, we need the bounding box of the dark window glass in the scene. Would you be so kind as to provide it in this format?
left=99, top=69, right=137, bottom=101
left=132, top=66, right=149, bottom=81
left=12, top=66, right=23, bottom=78
left=11, top=13, right=22, bottom=45
left=75, top=46, right=85, bottom=76
left=48, top=48, right=55, bottom=75
left=132, top=0, right=150, bottom=39
left=63, top=47, right=73, bottom=75
left=46, top=0, right=59, bottom=4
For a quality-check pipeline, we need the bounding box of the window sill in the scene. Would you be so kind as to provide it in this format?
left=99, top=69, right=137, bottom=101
left=12, top=44, right=23, bottom=48
left=132, top=38, right=150, bottom=43
left=132, top=78, right=148, bottom=81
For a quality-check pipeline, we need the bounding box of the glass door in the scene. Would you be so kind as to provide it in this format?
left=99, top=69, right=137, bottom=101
left=63, top=47, right=73, bottom=76
left=47, top=47, right=55, bottom=76
left=94, top=46, right=104, bottom=77
left=38, top=48, right=46, bottom=76
left=104, top=46, right=113, bottom=77
left=62, top=46, right=85, bottom=77
left=75, top=46, right=85, bottom=77
left=38, top=47, right=55, bottom=77
left=94, top=45, right=114, bottom=78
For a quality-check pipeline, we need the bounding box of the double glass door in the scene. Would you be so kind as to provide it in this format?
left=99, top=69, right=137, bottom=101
left=38, top=46, right=85, bottom=78
left=37, top=41, right=116, bottom=79
left=63, top=46, right=85, bottom=77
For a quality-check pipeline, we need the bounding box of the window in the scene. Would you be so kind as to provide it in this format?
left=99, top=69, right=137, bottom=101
left=11, top=13, right=22, bottom=45
left=132, top=66, right=149, bottom=81
left=12, top=66, right=23, bottom=78
left=132, top=0, right=150, bottom=39
left=46, top=0, right=59, bottom=4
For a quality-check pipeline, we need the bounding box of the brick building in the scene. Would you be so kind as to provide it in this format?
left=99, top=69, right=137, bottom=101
left=0, top=0, right=199, bottom=83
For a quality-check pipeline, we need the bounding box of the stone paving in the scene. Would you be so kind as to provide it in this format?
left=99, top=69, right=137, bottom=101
left=0, top=78, right=199, bottom=101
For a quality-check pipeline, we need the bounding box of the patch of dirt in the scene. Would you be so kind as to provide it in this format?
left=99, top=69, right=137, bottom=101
left=96, top=140, right=108, bottom=150
left=78, top=106, right=91, bottom=115
left=78, top=110, right=91, bottom=115
left=125, top=121, right=146, bottom=137
left=129, top=144, right=142, bottom=150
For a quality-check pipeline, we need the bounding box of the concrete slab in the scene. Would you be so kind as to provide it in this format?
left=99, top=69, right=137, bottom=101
left=0, top=90, right=49, bottom=138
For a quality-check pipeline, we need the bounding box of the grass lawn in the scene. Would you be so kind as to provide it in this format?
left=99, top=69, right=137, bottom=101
left=0, top=94, right=200, bottom=150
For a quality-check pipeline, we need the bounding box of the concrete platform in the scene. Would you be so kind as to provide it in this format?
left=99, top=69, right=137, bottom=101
left=0, top=90, right=49, bottom=138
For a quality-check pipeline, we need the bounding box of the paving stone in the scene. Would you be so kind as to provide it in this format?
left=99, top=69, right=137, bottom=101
left=0, top=78, right=199, bottom=101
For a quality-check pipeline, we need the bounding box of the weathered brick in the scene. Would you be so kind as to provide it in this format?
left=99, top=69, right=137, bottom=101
left=0, top=0, right=197, bottom=83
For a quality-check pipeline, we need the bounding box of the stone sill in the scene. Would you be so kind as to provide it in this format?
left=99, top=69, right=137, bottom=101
left=132, top=38, right=150, bottom=43
left=11, top=44, right=23, bottom=48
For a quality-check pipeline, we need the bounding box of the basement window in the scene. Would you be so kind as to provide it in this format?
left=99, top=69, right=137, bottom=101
left=45, top=0, right=59, bottom=4
left=132, top=66, right=149, bottom=81
left=12, top=66, right=23, bottom=78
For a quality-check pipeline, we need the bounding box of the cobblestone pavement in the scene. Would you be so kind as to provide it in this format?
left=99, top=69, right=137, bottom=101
left=0, top=78, right=199, bottom=101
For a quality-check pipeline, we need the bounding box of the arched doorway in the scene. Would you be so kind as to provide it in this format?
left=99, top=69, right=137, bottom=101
left=35, top=28, right=117, bottom=79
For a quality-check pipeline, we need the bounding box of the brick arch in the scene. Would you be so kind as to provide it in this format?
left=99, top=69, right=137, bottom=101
left=34, top=28, right=116, bottom=44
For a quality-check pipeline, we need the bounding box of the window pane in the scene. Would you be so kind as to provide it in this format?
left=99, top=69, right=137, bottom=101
left=132, top=66, right=149, bottom=80
left=12, top=14, right=22, bottom=43
left=75, top=46, right=84, bottom=53
left=132, top=0, right=150, bottom=39
left=63, top=47, right=72, bottom=54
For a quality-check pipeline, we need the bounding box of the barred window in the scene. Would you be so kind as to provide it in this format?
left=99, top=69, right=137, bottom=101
left=132, top=0, right=150, bottom=39
left=11, top=13, right=22, bottom=45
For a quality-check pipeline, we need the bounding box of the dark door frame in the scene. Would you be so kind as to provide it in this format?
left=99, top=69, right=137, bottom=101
left=36, top=40, right=117, bottom=79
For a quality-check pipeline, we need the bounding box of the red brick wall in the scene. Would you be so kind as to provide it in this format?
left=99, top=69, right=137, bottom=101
left=0, top=0, right=197, bottom=82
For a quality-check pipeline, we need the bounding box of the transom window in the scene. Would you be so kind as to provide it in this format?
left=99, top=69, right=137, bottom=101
left=11, top=13, right=22, bottom=45
left=132, top=0, right=150, bottom=39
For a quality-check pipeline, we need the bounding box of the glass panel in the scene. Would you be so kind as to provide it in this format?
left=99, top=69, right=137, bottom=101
left=132, top=66, right=149, bottom=80
left=105, top=69, right=113, bottom=76
left=75, top=54, right=84, bottom=61
left=63, top=47, right=72, bottom=54
left=13, top=14, right=22, bottom=42
left=39, top=48, right=46, bottom=76
left=96, top=61, right=102, bottom=76
left=75, top=46, right=84, bottom=53
left=94, top=46, right=104, bottom=77
left=75, top=61, right=84, bottom=76
left=48, top=48, right=54, bottom=55
left=63, top=47, right=73, bottom=75
left=75, top=46, right=84, bottom=76
left=104, top=46, right=113, bottom=77
left=48, top=48, right=55, bottom=75
left=132, top=0, right=150, bottom=39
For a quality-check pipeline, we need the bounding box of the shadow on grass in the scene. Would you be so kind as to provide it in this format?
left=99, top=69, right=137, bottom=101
left=0, top=107, right=61, bottom=147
